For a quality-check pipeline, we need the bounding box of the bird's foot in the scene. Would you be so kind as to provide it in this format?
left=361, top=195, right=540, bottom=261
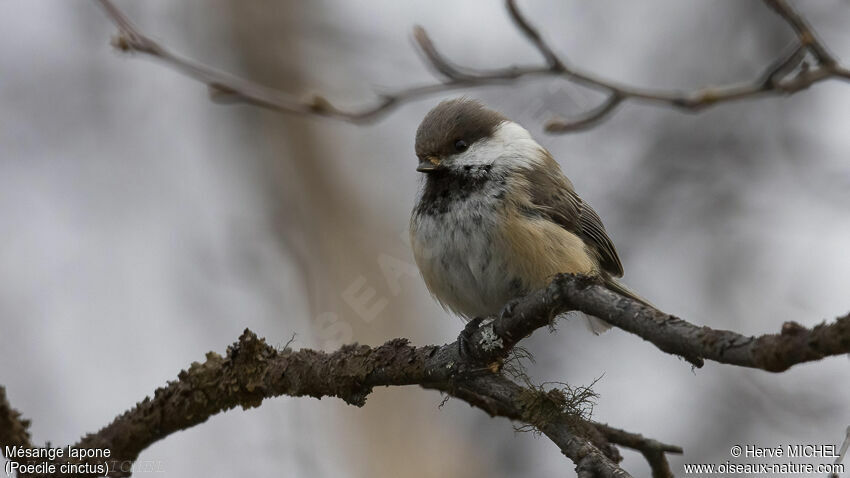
left=499, top=297, right=522, bottom=321
left=458, top=317, right=484, bottom=360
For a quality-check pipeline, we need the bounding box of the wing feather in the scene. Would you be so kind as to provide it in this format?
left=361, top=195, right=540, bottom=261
left=524, top=154, right=624, bottom=277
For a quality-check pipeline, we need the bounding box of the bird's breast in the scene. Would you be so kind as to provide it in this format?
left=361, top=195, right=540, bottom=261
left=411, top=184, right=515, bottom=318
left=410, top=178, right=597, bottom=319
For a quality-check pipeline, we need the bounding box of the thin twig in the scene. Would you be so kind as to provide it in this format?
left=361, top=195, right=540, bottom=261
left=546, top=94, right=624, bottom=132
left=595, top=422, right=683, bottom=478
left=762, top=0, right=836, bottom=65
left=94, top=0, right=850, bottom=132
left=505, top=0, right=564, bottom=70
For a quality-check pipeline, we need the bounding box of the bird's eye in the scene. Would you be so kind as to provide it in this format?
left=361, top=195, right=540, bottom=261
left=454, top=139, right=468, bottom=152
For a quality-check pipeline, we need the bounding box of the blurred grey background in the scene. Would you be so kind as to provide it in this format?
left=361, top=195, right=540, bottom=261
left=1, top=0, right=849, bottom=476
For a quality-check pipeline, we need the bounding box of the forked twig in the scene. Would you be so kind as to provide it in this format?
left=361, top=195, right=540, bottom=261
left=94, top=0, right=850, bottom=132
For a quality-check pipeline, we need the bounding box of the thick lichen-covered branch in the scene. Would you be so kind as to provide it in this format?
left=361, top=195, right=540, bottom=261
left=2, top=329, right=634, bottom=477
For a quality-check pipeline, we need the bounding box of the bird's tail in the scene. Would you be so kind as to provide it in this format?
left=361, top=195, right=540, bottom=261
left=583, top=277, right=654, bottom=334
left=604, top=277, right=655, bottom=308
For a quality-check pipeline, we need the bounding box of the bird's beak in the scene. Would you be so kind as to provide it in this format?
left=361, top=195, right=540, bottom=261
left=417, top=156, right=442, bottom=173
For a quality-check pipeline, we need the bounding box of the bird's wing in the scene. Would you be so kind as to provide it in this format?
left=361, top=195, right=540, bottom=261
left=524, top=154, right=625, bottom=278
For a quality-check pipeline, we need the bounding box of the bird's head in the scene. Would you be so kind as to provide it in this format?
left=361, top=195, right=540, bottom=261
left=414, top=98, right=545, bottom=179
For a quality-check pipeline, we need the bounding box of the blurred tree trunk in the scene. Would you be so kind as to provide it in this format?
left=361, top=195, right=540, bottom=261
left=225, top=1, right=488, bottom=476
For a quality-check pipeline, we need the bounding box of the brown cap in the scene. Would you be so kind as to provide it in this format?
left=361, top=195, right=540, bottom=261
left=415, top=98, right=506, bottom=160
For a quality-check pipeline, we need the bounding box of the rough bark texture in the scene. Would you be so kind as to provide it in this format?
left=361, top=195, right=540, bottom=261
left=5, top=329, right=631, bottom=477
left=547, top=275, right=850, bottom=371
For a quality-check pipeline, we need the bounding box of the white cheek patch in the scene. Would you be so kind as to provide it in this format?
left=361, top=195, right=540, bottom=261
left=451, top=121, right=546, bottom=172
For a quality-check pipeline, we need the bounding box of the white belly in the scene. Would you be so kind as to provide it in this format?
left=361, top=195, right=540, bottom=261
left=410, top=196, right=519, bottom=319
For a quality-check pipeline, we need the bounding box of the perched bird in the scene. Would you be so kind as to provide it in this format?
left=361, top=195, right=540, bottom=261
left=409, top=98, right=649, bottom=334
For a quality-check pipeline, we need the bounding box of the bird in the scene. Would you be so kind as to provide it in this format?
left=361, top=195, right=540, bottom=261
left=409, top=98, right=650, bottom=336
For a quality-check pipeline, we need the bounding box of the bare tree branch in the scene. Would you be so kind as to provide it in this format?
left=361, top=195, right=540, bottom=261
left=762, top=0, right=836, bottom=65
left=92, top=0, right=550, bottom=123
left=450, top=273, right=850, bottom=372
left=1, top=329, right=633, bottom=477
left=508, top=0, right=850, bottom=131
left=594, top=422, right=683, bottom=478
left=543, top=274, right=850, bottom=372
left=436, top=375, right=631, bottom=478
left=94, top=0, right=850, bottom=132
